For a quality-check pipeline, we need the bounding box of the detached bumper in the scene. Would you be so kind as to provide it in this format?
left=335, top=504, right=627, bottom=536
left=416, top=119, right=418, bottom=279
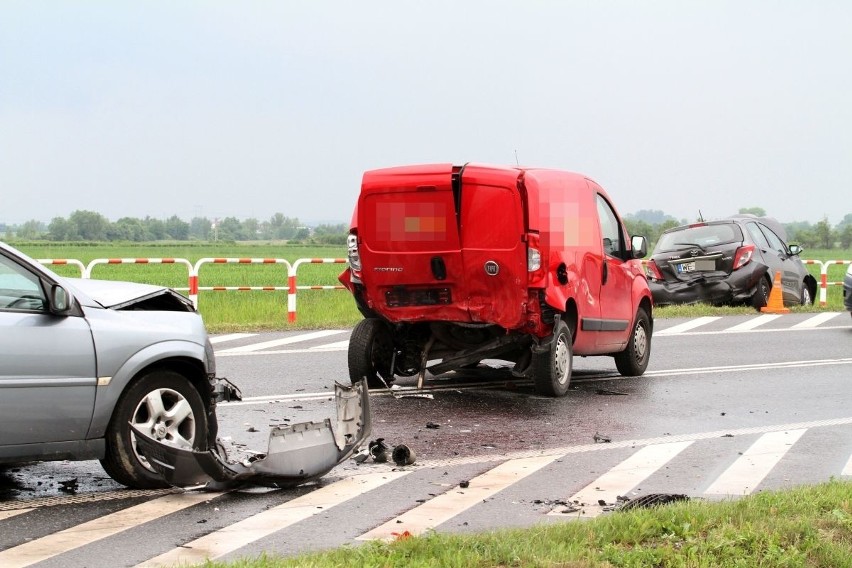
left=649, top=264, right=767, bottom=307
left=133, top=381, right=371, bottom=490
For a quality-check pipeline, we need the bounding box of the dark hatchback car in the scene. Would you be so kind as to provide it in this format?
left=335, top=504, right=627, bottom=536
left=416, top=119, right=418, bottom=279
left=646, top=215, right=817, bottom=309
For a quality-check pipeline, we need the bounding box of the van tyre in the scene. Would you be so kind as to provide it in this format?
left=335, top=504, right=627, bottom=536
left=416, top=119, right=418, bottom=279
left=348, top=318, right=395, bottom=388
left=101, top=370, right=207, bottom=489
left=532, top=320, right=573, bottom=397
left=615, top=308, right=651, bottom=376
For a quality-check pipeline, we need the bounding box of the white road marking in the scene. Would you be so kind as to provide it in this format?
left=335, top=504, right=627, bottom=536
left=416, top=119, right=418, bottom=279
left=136, top=472, right=409, bottom=567
left=0, top=491, right=216, bottom=568
left=725, top=314, right=782, bottom=332
left=310, top=339, right=350, bottom=350
left=547, top=441, right=693, bottom=518
left=358, top=455, right=558, bottom=541
left=791, top=312, right=842, bottom=328
left=216, top=329, right=346, bottom=353
left=0, top=509, right=32, bottom=521
left=219, top=358, right=852, bottom=407
left=704, top=429, right=807, bottom=496
left=209, top=333, right=258, bottom=344
left=843, top=453, right=852, bottom=477
left=655, top=317, right=721, bottom=335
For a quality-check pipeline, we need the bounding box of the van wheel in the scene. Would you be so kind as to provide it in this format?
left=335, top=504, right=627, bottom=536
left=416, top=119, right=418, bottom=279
left=751, top=276, right=770, bottom=310
left=348, top=318, right=395, bottom=388
left=615, top=308, right=651, bottom=376
left=532, top=320, right=573, bottom=397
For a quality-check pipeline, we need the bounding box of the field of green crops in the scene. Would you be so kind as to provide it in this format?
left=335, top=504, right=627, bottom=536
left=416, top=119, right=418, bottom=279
left=12, top=242, right=851, bottom=332
left=15, top=242, right=359, bottom=331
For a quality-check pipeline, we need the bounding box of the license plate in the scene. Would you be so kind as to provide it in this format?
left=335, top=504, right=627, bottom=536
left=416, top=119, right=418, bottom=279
left=676, top=260, right=715, bottom=273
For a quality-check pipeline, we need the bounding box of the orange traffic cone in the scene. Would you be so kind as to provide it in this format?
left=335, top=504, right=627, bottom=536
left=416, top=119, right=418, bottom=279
left=761, top=271, right=790, bottom=314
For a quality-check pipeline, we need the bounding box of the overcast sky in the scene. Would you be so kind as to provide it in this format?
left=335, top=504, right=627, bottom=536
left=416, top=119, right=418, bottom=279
left=2, top=1, right=850, bottom=227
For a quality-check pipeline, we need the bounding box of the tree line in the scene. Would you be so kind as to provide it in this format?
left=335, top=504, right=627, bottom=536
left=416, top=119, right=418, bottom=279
left=4, top=211, right=348, bottom=245
left=3, top=208, right=852, bottom=250
left=624, top=208, right=852, bottom=250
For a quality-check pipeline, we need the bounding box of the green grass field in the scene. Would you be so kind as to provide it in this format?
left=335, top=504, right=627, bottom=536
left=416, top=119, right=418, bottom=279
left=13, top=242, right=851, bottom=332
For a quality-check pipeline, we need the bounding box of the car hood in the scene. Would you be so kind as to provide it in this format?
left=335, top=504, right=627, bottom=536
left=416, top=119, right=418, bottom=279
left=62, top=278, right=195, bottom=311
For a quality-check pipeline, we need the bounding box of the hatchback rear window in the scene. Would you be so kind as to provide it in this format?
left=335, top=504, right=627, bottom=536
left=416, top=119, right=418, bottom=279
left=656, top=223, right=742, bottom=251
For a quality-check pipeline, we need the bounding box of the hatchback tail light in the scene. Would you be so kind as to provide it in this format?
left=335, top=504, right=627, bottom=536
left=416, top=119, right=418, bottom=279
left=732, top=244, right=754, bottom=270
left=646, top=259, right=663, bottom=280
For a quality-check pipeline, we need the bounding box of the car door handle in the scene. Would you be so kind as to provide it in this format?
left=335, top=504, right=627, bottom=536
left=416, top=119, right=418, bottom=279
left=602, top=261, right=608, bottom=285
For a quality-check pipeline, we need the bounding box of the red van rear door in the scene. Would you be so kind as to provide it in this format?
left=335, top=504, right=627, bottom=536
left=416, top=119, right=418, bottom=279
left=457, top=166, right=527, bottom=329
left=358, top=164, right=468, bottom=322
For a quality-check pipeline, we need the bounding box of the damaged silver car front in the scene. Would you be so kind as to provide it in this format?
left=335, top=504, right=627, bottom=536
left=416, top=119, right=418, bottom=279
left=132, top=381, right=371, bottom=489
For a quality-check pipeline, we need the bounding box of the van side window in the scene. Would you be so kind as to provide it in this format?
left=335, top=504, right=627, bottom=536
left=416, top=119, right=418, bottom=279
left=596, top=195, right=622, bottom=258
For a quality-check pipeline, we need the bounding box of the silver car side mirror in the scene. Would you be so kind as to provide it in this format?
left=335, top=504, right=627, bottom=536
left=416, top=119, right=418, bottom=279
left=49, top=284, right=74, bottom=314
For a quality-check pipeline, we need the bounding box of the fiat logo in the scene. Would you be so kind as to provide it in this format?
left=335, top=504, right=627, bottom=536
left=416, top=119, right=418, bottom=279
left=484, top=261, right=499, bottom=276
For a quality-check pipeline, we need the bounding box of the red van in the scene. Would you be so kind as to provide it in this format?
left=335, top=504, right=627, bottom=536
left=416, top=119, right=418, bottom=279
left=339, top=163, right=653, bottom=397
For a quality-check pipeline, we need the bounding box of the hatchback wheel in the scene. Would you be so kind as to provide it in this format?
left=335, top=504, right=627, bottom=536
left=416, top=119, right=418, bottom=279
left=101, top=370, right=207, bottom=489
left=348, top=318, right=395, bottom=388
left=615, top=308, right=651, bottom=376
left=751, top=276, right=770, bottom=310
left=801, top=283, right=813, bottom=305
left=532, top=320, right=573, bottom=397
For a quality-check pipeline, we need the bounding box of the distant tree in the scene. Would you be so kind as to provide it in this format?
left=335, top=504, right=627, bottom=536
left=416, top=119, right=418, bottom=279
left=190, top=217, right=212, bottom=240
left=48, top=216, right=76, bottom=241
left=217, top=217, right=244, bottom=241
left=18, top=219, right=45, bottom=239
left=738, top=207, right=766, bottom=217
left=840, top=224, right=852, bottom=249
left=164, top=215, right=190, bottom=240
left=813, top=218, right=835, bottom=249
left=69, top=210, right=110, bottom=240
left=626, top=209, right=677, bottom=225
left=242, top=218, right=260, bottom=240
left=266, top=213, right=301, bottom=240
left=143, top=217, right=167, bottom=240
left=109, top=217, right=149, bottom=241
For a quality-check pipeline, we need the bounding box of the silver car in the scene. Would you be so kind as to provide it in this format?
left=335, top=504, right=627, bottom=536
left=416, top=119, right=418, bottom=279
left=0, top=240, right=239, bottom=488
left=0, top=241, right=370, bottom=490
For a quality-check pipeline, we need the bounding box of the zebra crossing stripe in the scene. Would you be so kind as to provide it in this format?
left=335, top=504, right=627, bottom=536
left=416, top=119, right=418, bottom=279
left=704, top=429, right=807, bottom=496
left=547, top=441, right=694, bottom=518
left=216, top=329, right=345, bottom=353
left=358, top=454, right=559, bottom=541
left=209, top=333, right=258, bottom=344
left=0, top=491, right=214, bottom=568
left=656, top=317, right=721, bottom=335
left=135, top=471, right=409, bottom=567
left=843, top=454, right=852, bottom=477
left=792, top=312, right=841, bottom=329
left=725, top=314, right=782, bottom=332
left=0, top=509, right=31, bottom=521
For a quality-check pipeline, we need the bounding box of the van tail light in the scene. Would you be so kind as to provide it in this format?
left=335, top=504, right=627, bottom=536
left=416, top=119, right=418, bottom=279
left=527, top=233, right=541, bottom=272
left=347, top=231, right=362, bottom=274
left=646, top=259, right=663, bottom=280
left=732, top=244, right=754, bottom=270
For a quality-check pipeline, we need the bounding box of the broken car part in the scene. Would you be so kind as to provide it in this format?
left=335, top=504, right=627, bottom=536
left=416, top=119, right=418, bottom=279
left=132, top=381, right=371, bottom=490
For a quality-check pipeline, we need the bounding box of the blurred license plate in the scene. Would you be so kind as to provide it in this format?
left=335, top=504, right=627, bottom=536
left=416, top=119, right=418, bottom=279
left=676, top=260, right=715, bottom=273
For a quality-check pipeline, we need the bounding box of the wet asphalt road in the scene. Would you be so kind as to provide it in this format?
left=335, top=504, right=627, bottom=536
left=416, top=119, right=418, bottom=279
left=1, top=312, right=850, bottom=566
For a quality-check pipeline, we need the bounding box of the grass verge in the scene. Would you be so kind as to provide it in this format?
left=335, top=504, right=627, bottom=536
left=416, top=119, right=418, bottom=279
left=197, top=479, right=852, bottom=568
